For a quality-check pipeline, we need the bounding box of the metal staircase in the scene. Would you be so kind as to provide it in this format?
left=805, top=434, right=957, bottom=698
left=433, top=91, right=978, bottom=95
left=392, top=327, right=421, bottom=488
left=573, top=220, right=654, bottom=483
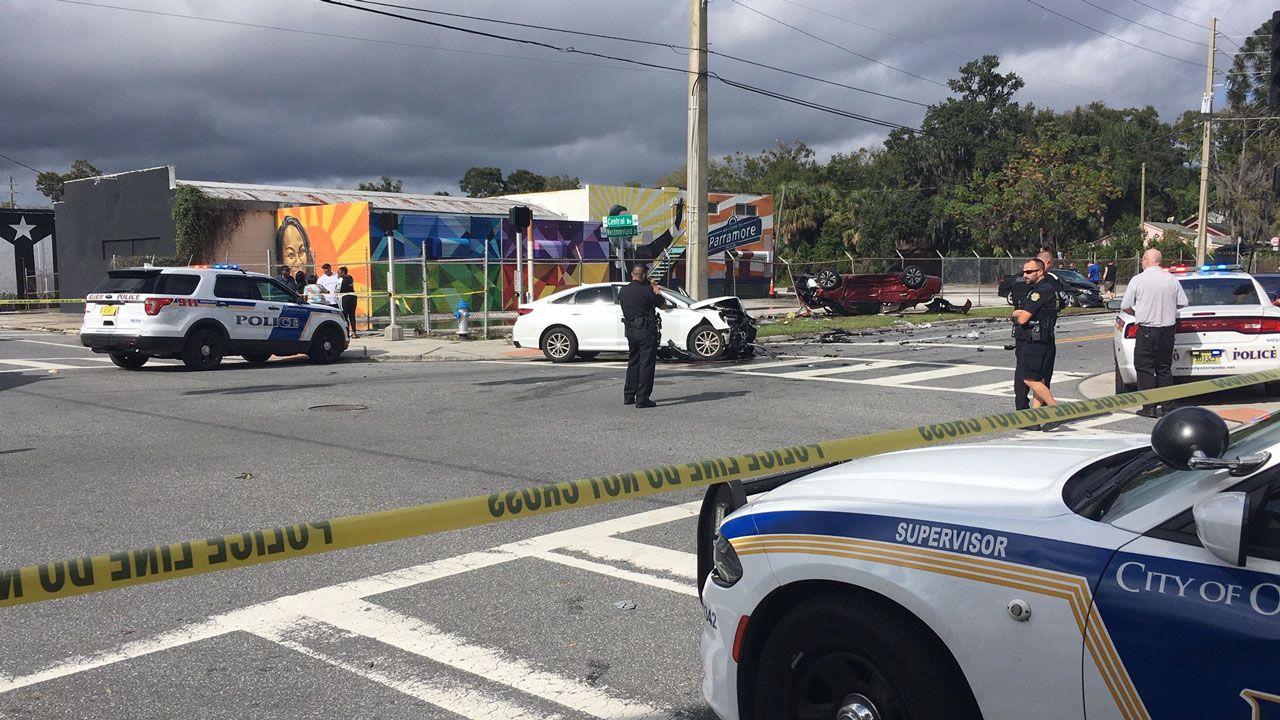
left=649, top=243, right=685, bottom=285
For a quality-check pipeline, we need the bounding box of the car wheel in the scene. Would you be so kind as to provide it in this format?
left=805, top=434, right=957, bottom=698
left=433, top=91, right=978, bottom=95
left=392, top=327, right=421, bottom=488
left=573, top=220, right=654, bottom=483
left=109, top=351, right=148, bottom=370
left=754, top=594, right=980, bottom=720
left=815, top=269, right=841, bottom=291
left=541, top=326, right=578, bottom=363
left=242, top=353, right=272, bottom=365
left=900, top=265, right=926, bottom=289
left=1114, top=357, right=1136, bottom=394
left=688, top=324, right=727, bottom=360
left=308, top=326, right=345, bottom=364
left=576, top=351, right=599, bottom=360
left=181, top=328, right=225, bottom=371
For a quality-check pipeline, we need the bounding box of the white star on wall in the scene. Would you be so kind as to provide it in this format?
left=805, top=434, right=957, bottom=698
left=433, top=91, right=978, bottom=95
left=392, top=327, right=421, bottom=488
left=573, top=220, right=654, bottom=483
left=9, top=216, right=36, bottom=241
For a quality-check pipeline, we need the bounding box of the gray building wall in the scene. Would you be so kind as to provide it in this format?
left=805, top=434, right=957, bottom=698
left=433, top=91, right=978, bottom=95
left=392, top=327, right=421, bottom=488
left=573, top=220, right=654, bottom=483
left=56, top=166, right=177, bottom=311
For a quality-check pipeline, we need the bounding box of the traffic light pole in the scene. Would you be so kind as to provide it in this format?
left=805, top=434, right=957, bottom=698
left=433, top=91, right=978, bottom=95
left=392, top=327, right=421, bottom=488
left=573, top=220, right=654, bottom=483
left=1194, top=17, right=1216, bottom=267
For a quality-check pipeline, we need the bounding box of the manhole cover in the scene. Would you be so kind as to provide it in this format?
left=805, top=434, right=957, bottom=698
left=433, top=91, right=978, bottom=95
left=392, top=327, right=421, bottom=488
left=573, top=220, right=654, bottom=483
left=308, top=404, right=368, bottom=412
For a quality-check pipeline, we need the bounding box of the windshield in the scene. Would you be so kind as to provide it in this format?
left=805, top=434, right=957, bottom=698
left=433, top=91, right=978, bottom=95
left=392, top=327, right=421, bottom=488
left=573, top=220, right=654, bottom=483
left=1098, top=413, right=1280, bottom=521
left=1179, top=277, right=1262, bottom=306
left=1056, top=270, right=1088, bottom=283
left=659, top=286, right=694, bottom=306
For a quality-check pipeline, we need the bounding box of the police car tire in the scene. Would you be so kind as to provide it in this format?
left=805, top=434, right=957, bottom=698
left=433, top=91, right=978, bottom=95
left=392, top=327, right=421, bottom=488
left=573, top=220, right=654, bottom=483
left=901, top=265, right=926, bottom=290
left=541, top=326, right=577, bottom=363
left=815, top=269, right=841, bottom=290
left=109, top=351, right=148, bottom=369
left=754, top=593, right=980, bottom=720
left=242, top=353, right=271, bottom=365
left=688, top=324, right=726, bottom=360
left=181, top=328, right=225, bottom=371
left=308, top=326, right=344, bottom=364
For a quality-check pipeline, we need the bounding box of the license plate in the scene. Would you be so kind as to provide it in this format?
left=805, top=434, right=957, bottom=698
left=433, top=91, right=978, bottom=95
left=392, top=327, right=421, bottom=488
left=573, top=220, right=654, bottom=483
left=100, top=305, right=118, bottom=316
left=1190, top=349, right=1222, bottom=366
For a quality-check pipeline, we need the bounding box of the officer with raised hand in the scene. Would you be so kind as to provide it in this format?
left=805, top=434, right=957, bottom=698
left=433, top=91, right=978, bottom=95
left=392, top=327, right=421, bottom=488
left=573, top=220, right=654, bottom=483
left=618, top=264, right=671, bottom=408
left=1012, top=258, right=1059, bottom=425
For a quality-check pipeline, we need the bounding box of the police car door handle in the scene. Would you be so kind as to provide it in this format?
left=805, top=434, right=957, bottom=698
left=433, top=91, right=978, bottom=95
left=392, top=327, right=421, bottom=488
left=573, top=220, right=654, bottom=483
left=266, top=305, right=280, bottom=311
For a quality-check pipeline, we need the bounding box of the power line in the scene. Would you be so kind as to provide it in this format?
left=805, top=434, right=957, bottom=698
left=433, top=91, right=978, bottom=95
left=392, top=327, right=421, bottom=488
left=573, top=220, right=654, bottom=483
left=727, top=0, right=949, bottom=88
left=1074, top=0, right=1206, bottom=46
left=712, top=51, right=929, bottom=107
left=0, top=153, right=42, bottom=173
left=319, top=0, right=922, bottom=132
left=350, top=0, right=932, bottom=108
left=52, top=0, right=663, bottom=74
left=770, top=0, right=1107, bottom=96
left=1021, top=0, right=1202, bottom=67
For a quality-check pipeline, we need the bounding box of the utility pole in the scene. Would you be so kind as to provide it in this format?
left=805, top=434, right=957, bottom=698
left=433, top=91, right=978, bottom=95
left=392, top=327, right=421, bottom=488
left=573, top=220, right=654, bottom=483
left=685, top=0, right=708, bottom=299
left=1139, top=162, right=1146, bottom=249
left=1195, top=17, right=1216, bottom=266
left=5, top=176, right=13, bottom=208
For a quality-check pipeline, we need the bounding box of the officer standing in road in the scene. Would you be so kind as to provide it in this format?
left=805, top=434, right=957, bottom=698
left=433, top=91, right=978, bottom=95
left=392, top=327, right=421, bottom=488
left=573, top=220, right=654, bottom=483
left=1121, top=248, right=1188, bottom=417
left=1012, top=258, right=1059, bottom=422
left=618, top=264, right=671, bottom=408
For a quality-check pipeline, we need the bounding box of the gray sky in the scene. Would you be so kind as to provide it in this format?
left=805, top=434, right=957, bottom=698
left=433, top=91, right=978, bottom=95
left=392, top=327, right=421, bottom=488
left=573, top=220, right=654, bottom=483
left=0, top=0, right=1270, bottom=205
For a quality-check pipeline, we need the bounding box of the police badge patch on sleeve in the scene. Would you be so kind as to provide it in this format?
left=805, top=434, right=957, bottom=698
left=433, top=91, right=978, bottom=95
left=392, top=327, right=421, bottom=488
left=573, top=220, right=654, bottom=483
left=1029, top=291, right=1040, bottom=301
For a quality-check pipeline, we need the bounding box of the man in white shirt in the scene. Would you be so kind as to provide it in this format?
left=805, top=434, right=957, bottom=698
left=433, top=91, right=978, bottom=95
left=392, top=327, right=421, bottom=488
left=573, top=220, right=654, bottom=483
left=1121, top=248, right=1189, bottom=417
left=316, top=263, right=342, bottom=307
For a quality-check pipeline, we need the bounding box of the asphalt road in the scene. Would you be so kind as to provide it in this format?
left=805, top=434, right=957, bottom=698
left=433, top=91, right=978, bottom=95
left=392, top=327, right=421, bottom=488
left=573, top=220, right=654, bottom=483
left=0, top=316, right=1269, bottom=719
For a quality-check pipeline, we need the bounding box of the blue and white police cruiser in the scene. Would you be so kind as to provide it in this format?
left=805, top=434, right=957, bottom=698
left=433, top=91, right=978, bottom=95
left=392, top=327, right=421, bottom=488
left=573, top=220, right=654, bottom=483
left=1113, top=264, right=1280, bottom=396
left=698, top=407, right=1280, bottom=720
left=81, top=265, right=348, bottom=370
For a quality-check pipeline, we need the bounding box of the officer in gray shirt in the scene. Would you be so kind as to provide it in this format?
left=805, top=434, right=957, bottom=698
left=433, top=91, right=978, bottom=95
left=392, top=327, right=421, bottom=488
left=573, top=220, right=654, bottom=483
left=1121, top=248, right=1189, bottom=417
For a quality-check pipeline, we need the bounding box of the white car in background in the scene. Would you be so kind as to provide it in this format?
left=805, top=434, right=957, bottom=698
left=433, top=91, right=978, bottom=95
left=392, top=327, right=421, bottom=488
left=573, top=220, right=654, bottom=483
left=511, top=282, right=756, bottom=362
left=1113, top=265, right=1280, bottom=395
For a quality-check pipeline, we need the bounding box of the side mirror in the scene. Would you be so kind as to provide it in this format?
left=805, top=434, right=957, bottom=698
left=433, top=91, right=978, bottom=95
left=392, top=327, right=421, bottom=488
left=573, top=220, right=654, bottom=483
left=1193, top=492, right=1250, bottom=566
left=1105, top=299, right=1123, bottom=310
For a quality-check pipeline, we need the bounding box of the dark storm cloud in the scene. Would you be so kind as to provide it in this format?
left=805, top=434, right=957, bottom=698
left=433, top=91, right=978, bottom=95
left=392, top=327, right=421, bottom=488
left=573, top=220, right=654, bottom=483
left=0, top=0, right=1270, bottom=205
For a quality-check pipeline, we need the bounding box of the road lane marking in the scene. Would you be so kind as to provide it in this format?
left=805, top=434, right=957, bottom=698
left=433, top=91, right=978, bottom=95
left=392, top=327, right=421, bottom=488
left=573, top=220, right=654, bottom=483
left=0, top=359, right=84, bottom=370
left=539, top=551, right=697, bottom=597
left=775, top=359, right=906, bottom=379
left=560, top=536, right=696, bottom=581
left=1058, top=333, right=1113, bottom=344
left=0, top=503, right=699, bottom=713
left=261, top=617, right=555, bottom=720
left=307, top=599, right=670, bottom=719
left=862, top=364, right=992, bottom=386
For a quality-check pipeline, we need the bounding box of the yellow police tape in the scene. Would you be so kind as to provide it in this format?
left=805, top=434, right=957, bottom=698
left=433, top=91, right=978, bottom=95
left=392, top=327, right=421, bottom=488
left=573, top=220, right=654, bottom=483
left=4, top=367, right=1280, bottom=608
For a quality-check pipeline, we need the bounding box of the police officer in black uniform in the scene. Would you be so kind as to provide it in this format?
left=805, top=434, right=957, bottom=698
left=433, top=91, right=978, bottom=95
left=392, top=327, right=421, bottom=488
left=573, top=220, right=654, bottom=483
left=1012, top=258, right=1059, bottom=420
left=618, top=264, right=671, bottom=408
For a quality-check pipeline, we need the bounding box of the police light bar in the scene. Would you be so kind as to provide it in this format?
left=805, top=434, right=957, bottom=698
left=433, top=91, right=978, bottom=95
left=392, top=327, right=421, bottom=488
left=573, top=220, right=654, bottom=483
left=211, top=263, right=241, bottom=270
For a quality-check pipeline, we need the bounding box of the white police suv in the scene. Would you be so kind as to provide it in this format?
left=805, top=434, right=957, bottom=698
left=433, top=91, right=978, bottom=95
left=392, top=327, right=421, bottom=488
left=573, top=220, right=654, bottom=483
left=81, top=265, right=348, bottom=370
left=1113, top=265, right=1280, bottom=395
left=698, top=407, right=1280, bottom=720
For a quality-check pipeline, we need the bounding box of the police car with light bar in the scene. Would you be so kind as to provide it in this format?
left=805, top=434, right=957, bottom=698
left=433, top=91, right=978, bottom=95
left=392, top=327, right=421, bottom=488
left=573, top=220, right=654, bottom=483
left=1113, top=264, right=1280, bottom=395
left=80, top=265, right=348, bottom=370
left=697, top=407, right=1280, bottom=720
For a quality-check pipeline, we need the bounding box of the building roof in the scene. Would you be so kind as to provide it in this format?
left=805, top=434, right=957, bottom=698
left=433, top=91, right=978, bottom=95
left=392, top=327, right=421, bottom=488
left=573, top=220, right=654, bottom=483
left=179, top=180, right=563, bottom=218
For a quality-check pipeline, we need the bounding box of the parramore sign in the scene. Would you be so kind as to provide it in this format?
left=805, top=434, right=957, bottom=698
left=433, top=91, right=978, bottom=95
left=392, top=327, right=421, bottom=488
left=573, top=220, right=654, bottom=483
left=707, top=217, right=762, bottom=255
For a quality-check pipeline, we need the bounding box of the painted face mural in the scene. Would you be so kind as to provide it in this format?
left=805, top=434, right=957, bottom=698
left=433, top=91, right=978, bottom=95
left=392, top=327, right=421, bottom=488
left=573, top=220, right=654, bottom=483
left=276, top=216, right=314, bottom=278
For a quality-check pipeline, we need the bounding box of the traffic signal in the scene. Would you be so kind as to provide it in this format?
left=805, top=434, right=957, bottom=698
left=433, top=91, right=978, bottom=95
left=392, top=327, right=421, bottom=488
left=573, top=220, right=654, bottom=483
left=1270, top=11, right=1280, bottom=110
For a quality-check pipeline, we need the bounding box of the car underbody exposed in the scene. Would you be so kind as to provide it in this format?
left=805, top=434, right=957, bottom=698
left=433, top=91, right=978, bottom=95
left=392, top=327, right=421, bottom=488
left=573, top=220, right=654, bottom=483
left=794, top=265, right=943, bottom=315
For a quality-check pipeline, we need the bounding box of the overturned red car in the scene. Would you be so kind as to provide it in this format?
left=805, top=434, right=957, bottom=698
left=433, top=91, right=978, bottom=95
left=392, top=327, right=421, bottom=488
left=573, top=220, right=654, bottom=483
left=794, top=265, right=943, bottom=315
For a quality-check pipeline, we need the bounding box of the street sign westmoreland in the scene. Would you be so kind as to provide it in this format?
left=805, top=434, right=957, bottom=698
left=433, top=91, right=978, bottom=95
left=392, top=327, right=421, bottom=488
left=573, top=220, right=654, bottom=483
left=708, top=216, right=763, bottom=255
left=605, top=225, right=640, bottom=238
left=604, top=214, right=639, bottom=229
